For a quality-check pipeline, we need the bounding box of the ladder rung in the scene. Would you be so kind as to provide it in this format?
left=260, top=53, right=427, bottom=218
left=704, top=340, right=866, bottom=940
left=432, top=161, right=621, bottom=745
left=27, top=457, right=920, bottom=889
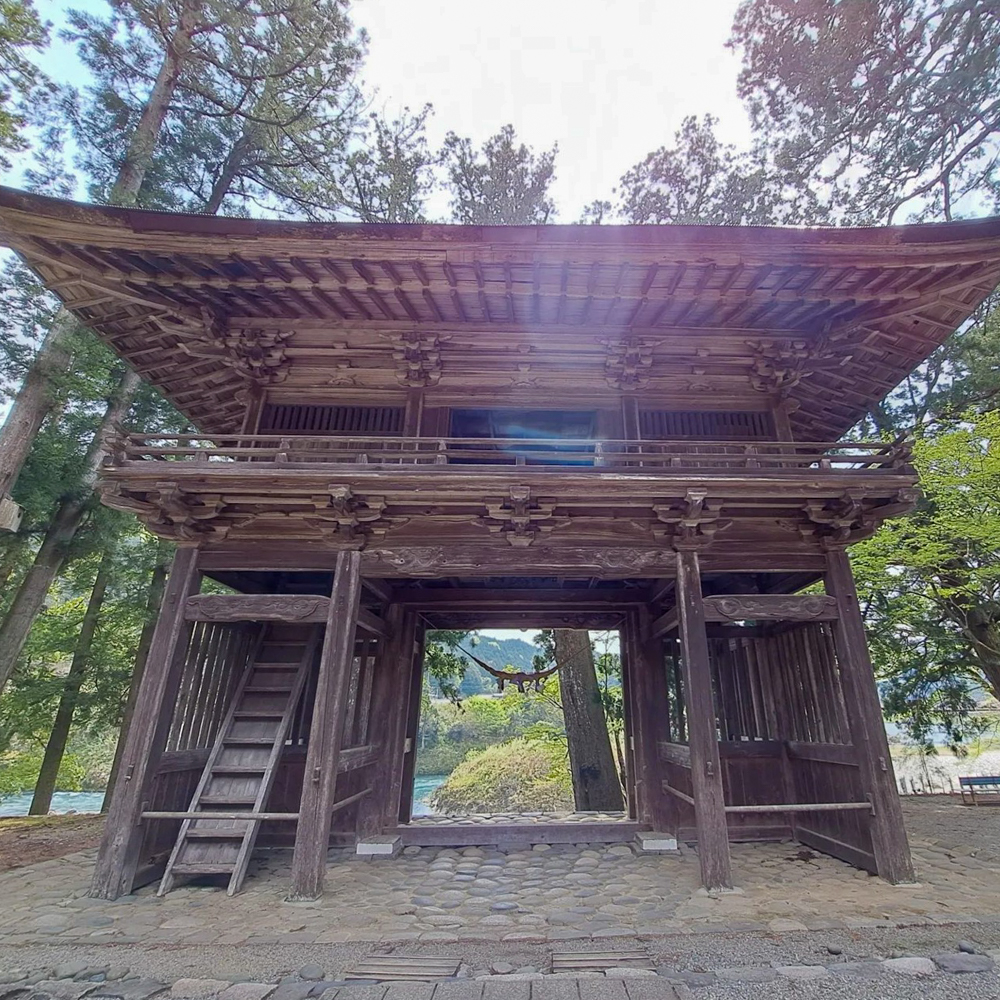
left=253, top=662, right=301, bottom=670
left=233, top=710, right=283, bottom=718
left=171, top=863, right=235, bottom=874
left=200, top=795, right=257, bottom=806
left=184, top=830, right=247, bottom=839
left=211, top=765, right=266, bottom=774
left=223, top=737, right=275, bottom=745
left=244, top=686, right=293, bottom=693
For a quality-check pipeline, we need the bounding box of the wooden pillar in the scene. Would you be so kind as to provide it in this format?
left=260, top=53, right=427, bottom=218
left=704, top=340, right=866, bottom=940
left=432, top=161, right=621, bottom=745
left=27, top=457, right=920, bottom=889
left=354, top=603, right=409, bottom=837
left=289, top=550, right=362, bottom=900
left=618, top=619, right=638, bottom=819
left=621, top=396, right=641, bottom=441
left=240, top=385, right=265, bottom=436
left=825, top=548, right=915, bottom=883
left=90, top=546, right=200, bottom=900
left=396, top=622, right=427, bottom=823
left=404, top=389, right=424, bottom=437
left=624, top=608, right=676, bottom=832
left=676, top=549, right=733, bottom=890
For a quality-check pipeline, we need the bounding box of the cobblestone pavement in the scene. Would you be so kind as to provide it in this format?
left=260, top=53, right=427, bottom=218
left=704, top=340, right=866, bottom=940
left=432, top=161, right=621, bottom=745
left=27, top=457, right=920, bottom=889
left=1, top=797, right=999, bottom=948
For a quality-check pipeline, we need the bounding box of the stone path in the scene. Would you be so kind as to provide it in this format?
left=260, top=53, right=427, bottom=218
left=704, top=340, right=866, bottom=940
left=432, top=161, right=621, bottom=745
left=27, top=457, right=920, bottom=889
left=0, top=796, right=998, bottom=951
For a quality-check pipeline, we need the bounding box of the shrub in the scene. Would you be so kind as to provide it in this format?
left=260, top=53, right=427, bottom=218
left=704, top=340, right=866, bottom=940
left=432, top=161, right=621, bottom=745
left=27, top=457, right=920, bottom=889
left=430, top=737, right=573, bottom=814
left=0, top=750, right=85, bottom=800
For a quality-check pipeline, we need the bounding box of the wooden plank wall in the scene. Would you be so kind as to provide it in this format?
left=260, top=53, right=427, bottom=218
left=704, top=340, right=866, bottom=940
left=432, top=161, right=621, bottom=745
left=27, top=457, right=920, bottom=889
left=663, top=622, right=876, bottom=867
left=134, top=622, right=258, bottom=885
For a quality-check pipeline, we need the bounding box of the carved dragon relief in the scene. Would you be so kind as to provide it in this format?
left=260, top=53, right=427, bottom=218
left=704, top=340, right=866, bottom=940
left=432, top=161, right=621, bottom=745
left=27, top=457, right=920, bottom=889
left=704, top=595, right=838, bottom=622
left=185, top=594, right=329, bottom=623
left=362, top=544, right=676, bottom=575
left=476, top=486, right=568, bottom=547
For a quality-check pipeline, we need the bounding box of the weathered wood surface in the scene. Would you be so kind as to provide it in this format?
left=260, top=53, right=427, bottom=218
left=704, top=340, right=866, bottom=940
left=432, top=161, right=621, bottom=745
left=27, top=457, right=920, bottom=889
left=702, top=595, right=838, bottom=622
left=289, top=551, right=362, bottom=899
left=2, top=187, right=998, bottom=442
left=185, top=594, right=329, bottom=622
left=676, top=549, right=732, bottom=890
left=825, top=548, right=915, bottom=883
left=91, top=547, right=200, bottom=900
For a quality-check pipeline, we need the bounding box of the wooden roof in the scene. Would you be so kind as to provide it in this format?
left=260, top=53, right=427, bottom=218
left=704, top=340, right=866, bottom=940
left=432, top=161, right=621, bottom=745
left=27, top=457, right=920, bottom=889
left=1, top=186, right=999, bottom=438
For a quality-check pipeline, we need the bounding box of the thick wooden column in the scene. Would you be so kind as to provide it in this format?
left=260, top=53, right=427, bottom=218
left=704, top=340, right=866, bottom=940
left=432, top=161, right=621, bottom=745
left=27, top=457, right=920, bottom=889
left=676, top=549, right=732, bottom=889
left=825, top=548, right=915, bottom=883
left=624, top=608, right=676, bottom=832
left=91, top=546, right=200, bottom=899
left=396, top=622, right=427, bottom=823
left=289, top=550, right=362, bottom=900
left=354, top=603, right=409, bottom=838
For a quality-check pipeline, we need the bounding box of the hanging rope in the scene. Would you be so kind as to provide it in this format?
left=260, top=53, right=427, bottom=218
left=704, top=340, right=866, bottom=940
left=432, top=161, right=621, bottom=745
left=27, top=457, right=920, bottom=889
left=457, top=644, right=559, bottom=693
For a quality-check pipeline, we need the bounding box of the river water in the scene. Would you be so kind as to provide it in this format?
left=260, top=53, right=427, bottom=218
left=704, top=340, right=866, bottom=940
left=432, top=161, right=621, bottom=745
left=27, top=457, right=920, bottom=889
left=0, top=790, right=107, bottom=817
left=0, top=776, right=448, bottom=819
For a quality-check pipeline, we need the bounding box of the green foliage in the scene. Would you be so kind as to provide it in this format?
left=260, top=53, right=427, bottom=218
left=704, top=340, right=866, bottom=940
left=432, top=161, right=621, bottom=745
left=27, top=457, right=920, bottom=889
left=0, top=0, right=48, bottom=166
left=442, top=124, right=557, bottom=224
left=429, top=737, right=572, bottom=814
left=616, top=114, right=827, bottom=226
left=731, top=0, right=1000, bottom=222
left=0, top=747, right=83, bottom=799
left=854, top=411, right=1000, bottom=746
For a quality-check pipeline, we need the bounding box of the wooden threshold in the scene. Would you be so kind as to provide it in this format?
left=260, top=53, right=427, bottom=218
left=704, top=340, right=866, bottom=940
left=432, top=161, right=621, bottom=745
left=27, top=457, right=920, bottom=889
left=396, top=820, right=644, bottom=847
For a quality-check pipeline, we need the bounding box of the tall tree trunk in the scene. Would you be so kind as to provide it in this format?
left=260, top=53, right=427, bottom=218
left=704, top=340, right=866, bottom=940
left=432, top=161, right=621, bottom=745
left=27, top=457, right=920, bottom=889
left=0, top=312, right=76, bottom=503
left=555, top=629, right=625, bottom=811
left=103, top=538, right=171, bottom=812
left=29, top=550, right=113, bottom=815
left=0, top=10, right=196, bottom=515
left=0, top=370, right=140, bottom=694
left=108, top=9, right=197, bottom=206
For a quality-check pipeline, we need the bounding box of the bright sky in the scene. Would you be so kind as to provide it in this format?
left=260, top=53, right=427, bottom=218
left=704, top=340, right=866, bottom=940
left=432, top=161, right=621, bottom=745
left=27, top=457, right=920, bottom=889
left=46, top=0, right=750, bottom=220
left=356, top=0, right=749, bottom=219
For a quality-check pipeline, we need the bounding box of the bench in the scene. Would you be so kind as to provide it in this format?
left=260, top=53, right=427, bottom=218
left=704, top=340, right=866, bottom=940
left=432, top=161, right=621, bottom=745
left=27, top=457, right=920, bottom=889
left=958, top=776, right=1000, bottom=805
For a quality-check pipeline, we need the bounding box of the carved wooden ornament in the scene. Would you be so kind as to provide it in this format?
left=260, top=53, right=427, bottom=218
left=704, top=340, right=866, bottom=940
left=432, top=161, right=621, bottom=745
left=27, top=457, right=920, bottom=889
left=184, top=594, right=330, bottom=623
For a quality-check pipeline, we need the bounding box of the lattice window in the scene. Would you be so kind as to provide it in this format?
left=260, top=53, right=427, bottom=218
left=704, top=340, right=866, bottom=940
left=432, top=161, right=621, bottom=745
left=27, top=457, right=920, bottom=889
left=260, top=404, right=405, bottom=435
left=639, top=410, right=774, bottom=439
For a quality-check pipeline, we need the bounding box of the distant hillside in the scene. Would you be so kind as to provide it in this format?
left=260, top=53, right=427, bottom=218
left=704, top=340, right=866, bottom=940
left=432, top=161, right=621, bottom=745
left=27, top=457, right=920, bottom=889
left=428, top=635, right=543, bottom=698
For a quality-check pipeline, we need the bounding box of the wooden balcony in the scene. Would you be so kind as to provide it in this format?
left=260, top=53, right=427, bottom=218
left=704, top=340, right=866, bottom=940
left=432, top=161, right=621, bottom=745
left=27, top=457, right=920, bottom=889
left=110, top=434, right=914, bottom=475
left=100, top=433, right=918, bottom=554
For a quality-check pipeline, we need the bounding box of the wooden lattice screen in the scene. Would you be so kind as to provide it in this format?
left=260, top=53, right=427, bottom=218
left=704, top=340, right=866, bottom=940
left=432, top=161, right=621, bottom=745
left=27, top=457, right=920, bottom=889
left=639, top=410, right=774, bottom=439
left=260, top=404, right=405, bottom=435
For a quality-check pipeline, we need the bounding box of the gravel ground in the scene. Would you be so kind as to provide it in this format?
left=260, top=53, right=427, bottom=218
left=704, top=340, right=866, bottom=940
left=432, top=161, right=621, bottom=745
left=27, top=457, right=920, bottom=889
left=900, top=794, right=1000, bottom=850
left=698, top=974, right=999, bottom=999
left=1, top=924, right=998, bottom=984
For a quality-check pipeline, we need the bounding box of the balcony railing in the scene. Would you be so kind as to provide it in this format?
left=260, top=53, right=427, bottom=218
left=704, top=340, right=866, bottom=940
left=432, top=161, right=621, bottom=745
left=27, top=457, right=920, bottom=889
left=108, top=434, right=914, bottom=474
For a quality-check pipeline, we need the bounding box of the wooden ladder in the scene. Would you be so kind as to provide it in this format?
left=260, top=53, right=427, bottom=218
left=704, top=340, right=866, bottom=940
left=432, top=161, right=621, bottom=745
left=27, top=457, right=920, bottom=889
left=157, top=621, right=320, bottom=896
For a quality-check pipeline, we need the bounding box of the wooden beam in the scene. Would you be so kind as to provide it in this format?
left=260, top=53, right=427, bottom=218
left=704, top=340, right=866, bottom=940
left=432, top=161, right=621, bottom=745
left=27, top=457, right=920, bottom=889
left=393, top=588, right=652, bottom=607
left=825, top=548, right=915, bottom=883
left=702, top=595, right=838, bottom=622
left=289, top=550, right=362, bottom=900
left=649, top=608, right=678, bottom=638
left=355, top=607, right=389, bottom=637
left=785, top=741, right=857, bottom=766
left=91, top=547, right=200, bottom=900
left=184, top=593, right=329, bottom=622
left=657, top=741, right=692, bottom=767
left=676, top=548, right=733, bottom=890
